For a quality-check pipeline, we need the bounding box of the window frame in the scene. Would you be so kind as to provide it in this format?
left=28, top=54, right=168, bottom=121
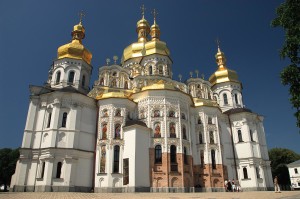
left=56, top=162, right=62, bottom=178
left=68, top=71, right=75, bottom=84
left=61, top=112, right=68, bottom=128
left=223, top=93, right=228, bottom=105
left=155, top=145, right=162, bottom=164
left=113, top=145, right=120, bottom=173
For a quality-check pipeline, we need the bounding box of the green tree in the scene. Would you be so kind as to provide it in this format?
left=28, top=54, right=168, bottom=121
left=269, top=148, right=300, bottom=186
left=0, top=148, right=19, bottom=192
left=272, top=0, right=300, bottom=129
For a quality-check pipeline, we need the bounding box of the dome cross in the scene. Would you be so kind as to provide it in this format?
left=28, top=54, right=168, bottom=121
left=140, top=5, right=146, bottom=19
left=79, top=10, right=85, bottom=24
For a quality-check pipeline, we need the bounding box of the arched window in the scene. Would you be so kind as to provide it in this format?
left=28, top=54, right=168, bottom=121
left=243, top=167, right=248, bottom=179
left=68, top=71, right=75, bottom=84
left=209, top=131, right=214, bottom=144
left=124, top=81, right=128, bottom=89
left=181, top=113, right=186, bottom=120
left=82, top=75, right=86, bottom=87
left=112, top=72, right=117, bottom=76
left=169, top=110, right=175, bottom=117
left=111, top=79, right=117, bottom=87
left=170, top=145, right=177, bottom=163
left=61, top=112, right=67, bottom=127
left=102, top=123, right=107, bottom=139
left=55, top=71, right=61, bottom=84
left=199, top=132, right=203, bottom=144
left=100, top=78, right=104, bottom=86
left=158, top=65, right=163, bottom=75
left=295, top=168, right=298, bottom=174
left=223, top=93, right=228, bottom=105
left=56, top=162, right=62, bottom=178
left=113, top=145, right=120, bottom=173
left=149, top=65, right=152, bottom=75
left=155, top=145, right=162, bottom=163
left=102, top=109, right=108, bottom=117
left=115, top=124, right=121, bottom=139
left=235, top=94, right=239, bottom=104
left=208, top=117, right=212, bottom=124
left=170, top=123, right=176, bottom=138
left=198, top=117, right=202, bottom=124
left=184, top=147, right=188, bottom=165
left=238, top=130, right=243, bottom=142
left=47, top=112, right=52, bottom=128
left=154, top=110, right=160, bottom=117
left=182, top=126, right=187, bottom=140
left=250, top=130, right=254, bottom=142
left=197, top=90, right=202, bottom=98
left=154, top=123, right=161, bottom=138
left=211, top=150, right=216, bottom=169
left=115, top=109, right=121, bottom=117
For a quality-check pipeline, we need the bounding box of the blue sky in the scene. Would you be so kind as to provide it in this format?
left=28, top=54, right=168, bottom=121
left=0, top=0, right=299, bottom=153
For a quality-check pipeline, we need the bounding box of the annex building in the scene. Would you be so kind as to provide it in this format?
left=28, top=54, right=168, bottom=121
left=10, top=10, right=273, bottom=192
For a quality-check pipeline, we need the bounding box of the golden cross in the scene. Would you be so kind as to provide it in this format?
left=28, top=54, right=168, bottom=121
left=152, top=9, right=158, bottom=22
left=79, top=10, right=85, bottom=24
left=140, top=4, right=145, bottom=18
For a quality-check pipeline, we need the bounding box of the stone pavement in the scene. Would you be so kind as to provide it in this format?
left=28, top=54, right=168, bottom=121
left=1, top=191, right=300, bottom=199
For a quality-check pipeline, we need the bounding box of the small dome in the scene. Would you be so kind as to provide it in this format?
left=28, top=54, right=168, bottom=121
left=57, top=22, right=92, bottom=64
left=209, top=47, right=239, bottom=86
left=136, top=18, right=150, bottom=30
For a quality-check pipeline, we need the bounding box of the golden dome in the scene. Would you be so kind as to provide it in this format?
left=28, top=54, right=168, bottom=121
left=122, top=13, right=170, bottom=62
left=209, top=47, right=239, bottom=86
left=57, top=22, right=92, bottom=64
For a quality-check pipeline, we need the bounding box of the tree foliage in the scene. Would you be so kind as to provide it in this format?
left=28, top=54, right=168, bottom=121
left=272, top=0, right=300, bottom=129
left=0, top=148, right=19, bottom=191
left=269, top=148, right=300, bottom=185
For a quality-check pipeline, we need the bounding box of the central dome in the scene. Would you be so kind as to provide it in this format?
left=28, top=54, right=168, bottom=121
left=122, top=15, right=170, bottom=62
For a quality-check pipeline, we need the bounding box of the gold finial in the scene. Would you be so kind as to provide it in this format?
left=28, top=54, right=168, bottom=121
left=195, top=70, right=199, bottom=78
left=152, top=9, right=158, bottom=24
left=79, top=10, right=85, bottom=24
left=140, top=4, right=146, bottom=19
left=113, top=55, right=118, bottom=64
left=178, top=74, right=182, bottom=82
left=106, top=58, right=111, bottom=66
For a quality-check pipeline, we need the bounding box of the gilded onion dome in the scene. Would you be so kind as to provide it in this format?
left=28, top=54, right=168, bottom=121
left=209, top=46, right=239, bottom=86
left=57, top=21, right=92, bottom=64
left=122, top=8, right=170, bottom=62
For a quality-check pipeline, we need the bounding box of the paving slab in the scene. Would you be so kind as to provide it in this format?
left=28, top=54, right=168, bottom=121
left=1, top=191, right=300, bottom=199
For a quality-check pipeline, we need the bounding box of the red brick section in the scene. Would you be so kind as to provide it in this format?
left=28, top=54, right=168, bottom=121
left=193, top=164, right=228, bottom=188
left=149, top=148, right=227, bottom=188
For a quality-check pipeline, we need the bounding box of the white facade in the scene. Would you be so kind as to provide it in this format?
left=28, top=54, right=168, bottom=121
left=11, top=14, right=273, bottom=193
left=288, top=160, right=300, bottom=190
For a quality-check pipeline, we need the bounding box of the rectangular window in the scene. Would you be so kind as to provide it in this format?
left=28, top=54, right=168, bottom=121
left=256, top=167, right=260, bottom=178
left=61, top=112, right=67, bottom=127
left=295, top=168, right=298, bottom=174
left=40, top=162, right=45, bottom=179
left=113, top=146, right=120, bottom=173
left=209, top=131, right=214, bottom=144
left=47, top=113, right=52, bottom=128
left=123, top=158, right=129, bottom=185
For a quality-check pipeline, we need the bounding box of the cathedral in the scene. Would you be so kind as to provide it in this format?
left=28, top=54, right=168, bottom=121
left=10, top=9, right=274, bottom=193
